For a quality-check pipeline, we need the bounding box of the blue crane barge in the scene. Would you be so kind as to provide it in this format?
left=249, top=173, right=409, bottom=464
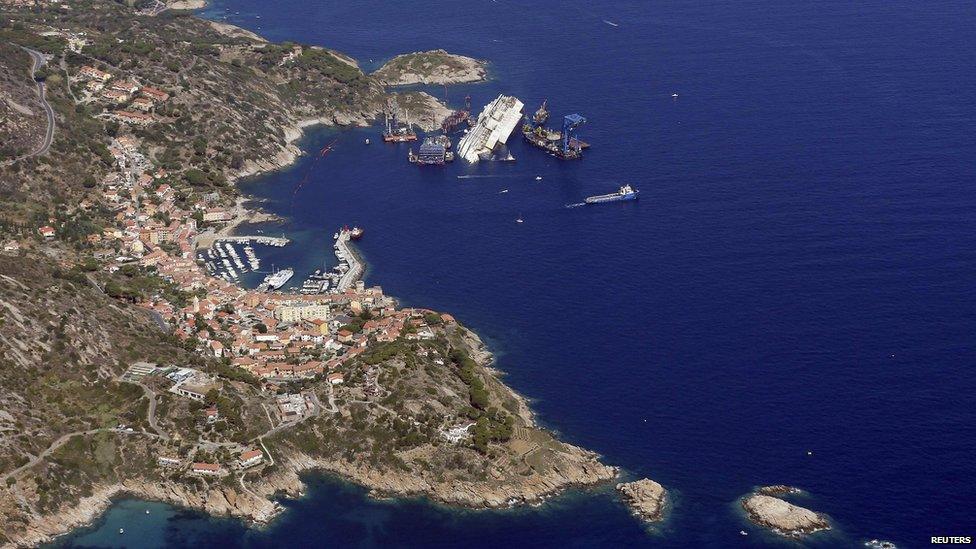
left=521, top=100, right=590, bottom=159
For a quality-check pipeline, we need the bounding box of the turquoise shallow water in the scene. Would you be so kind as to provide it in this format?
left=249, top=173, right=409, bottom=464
left=56, top=1, right=976, bottom=546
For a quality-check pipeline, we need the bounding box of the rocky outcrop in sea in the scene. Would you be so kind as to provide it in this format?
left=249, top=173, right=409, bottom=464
left=616, top=478, right=668, bottom=523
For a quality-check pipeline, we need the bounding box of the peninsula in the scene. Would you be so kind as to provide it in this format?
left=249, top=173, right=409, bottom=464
left=0, top=1, right=617, bottom=545
left=373, top=49, right=488, bottom=86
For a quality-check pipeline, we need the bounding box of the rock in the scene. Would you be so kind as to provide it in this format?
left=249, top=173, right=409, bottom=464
left=756, top=484, right=802, bottom=497
left=616, top=478, right=667, bottom=523
left=741, top=494, right=830, bottom=537
left=373, top=50, right=487, bottom=86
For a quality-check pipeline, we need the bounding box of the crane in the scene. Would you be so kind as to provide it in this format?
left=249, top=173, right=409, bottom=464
left=562, top=114, right=587, bottom=155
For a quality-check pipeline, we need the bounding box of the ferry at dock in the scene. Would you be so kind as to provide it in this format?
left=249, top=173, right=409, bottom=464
left=262, top=268, right=294, bottom=291
left=585, top=184, right=639, bottom=204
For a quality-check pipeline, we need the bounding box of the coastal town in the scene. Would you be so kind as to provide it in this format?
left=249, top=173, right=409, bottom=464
left=0, top=1, right=864, bottom=546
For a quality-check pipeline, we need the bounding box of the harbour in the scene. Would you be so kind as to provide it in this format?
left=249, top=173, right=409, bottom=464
left=57, top=0, right=976, bottom=546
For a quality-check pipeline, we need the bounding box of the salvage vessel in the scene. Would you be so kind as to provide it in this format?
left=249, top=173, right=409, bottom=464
left=585, top=185, right=639, bottom=204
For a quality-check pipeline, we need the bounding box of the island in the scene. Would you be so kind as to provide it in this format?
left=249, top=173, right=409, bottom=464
left=741, top=487, right=830, bottom=537
left=0, top=1, right=615, bottom=545
left=372, top=49, right=488, bottom=86
left=616, top=478, right=668, bottom=523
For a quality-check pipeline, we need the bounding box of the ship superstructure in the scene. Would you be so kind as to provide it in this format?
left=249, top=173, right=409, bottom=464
left=456, top=94, right=524, bottom=163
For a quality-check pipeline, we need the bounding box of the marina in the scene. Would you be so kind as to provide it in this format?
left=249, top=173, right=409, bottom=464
left=293, top=226, right=365, bottom=295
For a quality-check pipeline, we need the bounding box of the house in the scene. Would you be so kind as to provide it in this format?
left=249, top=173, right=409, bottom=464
left=274, top=303, right=329, bottom=323
left=337, top=329, right=353, bottom=344
left=112, top=110, right=154, bottom=126
left=204, top=407, right=219, bottom=424
left=100, top=89, right=129, bottom=103
left=130, top=96, right=154, bottom=111
left=38, top=226, right=55, bottom=239
left=141, top=86, right=170, bottom=102
left=191, top=462, right=221, bottom=475
left=202, top=209, right=233, bottom=222
left=79, top=65, right=111, bottom=82
left=238, top=449, right=263, bottom=469
left=157, top=456, right=181, bottom=467
left=327, top=372, right=344, bottom=385
left=173, top=381, right=214, bottom=401
left=111, top=80, right=140, bottom=94
left=85, top=80, right=105, bottom=93
left=209, top=340, right=224, bottom=358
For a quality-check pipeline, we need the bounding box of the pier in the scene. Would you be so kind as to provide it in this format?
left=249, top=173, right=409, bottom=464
left=214, top=236, right=289, bottom=247
left=331, top=229, right=364, bottom=293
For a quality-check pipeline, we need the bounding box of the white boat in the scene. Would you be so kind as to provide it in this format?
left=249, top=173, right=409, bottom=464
left=534, top=176, right=543, bottom=181
left=262, top=268, right=294, bottom=291
left=456, top=94, right=524, bottom=163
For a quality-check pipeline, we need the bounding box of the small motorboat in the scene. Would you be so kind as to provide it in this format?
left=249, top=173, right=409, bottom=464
left=534, top=176, right=542, bottom=181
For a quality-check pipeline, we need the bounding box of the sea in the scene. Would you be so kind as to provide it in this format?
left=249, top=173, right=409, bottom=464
left=55, top=1, right=976, bottom=547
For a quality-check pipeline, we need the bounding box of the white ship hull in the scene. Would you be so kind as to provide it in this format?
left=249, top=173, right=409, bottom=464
left=456, top=94, right=524, bottom=163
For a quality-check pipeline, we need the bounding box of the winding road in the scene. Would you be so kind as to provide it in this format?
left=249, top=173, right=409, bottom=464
left=22, top=47, right=55, bottom=158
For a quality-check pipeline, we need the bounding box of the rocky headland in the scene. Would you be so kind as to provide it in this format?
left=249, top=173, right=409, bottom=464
left=373, top=49, right=487, bottom=86
left=741, top=488, right=830, bottom=537
left=616, top=478, right=668, bottom=523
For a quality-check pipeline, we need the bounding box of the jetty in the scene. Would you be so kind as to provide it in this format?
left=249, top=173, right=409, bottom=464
left=214, top=235, right=288, bottom=247
left=332, top=229, right=363, bottom=293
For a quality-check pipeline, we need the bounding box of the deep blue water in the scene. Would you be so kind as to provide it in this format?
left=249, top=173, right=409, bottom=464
left=58, top=1, right=976, bottom=547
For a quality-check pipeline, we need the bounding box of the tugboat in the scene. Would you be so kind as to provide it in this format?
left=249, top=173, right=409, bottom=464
left=584, top=184, right=639, bottom=204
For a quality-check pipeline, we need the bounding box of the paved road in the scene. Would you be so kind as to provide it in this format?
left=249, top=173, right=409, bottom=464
left=22, top=47, right=55, bottom=158
left=136, top=382, right=170, bottom=440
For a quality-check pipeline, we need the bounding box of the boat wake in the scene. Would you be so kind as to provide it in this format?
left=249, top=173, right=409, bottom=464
left=565, top=202, right=587, bottom=208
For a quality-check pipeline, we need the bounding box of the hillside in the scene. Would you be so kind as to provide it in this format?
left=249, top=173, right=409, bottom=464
left=0, top=42, right=45, bottom=159
left=0, top=3, right=618, bottom=546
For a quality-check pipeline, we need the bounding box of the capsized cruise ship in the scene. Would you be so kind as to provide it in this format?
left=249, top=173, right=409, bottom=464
left=456, top=94, right=524, bottom=163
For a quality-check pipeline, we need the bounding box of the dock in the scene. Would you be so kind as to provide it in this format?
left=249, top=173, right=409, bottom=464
left=331, top=229, right=363, bottom=293
left=214, top=235, right=288, bottom=247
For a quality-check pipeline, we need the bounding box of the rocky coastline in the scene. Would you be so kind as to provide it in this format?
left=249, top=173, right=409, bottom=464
left=0, top=11, right=617, bottom=549
left=741, top=488, right=830, bottom=538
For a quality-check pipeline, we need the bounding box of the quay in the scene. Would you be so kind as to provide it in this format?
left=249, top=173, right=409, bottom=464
left=214, top=235, right=288, bottom=247
left=196, top=233, right=289, bottom=249
left=332, top=229, right=364, bottom=293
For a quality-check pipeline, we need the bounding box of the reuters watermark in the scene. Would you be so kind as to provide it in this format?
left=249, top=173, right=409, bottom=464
left=932, top=537, right=972, bottom=545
